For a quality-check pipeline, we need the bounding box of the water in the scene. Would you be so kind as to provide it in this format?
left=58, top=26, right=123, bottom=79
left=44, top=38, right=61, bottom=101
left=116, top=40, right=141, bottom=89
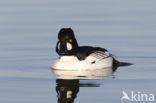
left=0, top=0, right=156, bottom=103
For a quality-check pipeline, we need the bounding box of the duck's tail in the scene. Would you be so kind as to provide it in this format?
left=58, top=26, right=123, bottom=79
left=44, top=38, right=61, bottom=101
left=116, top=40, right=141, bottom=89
left=112, top=59, right=133, bottom=71
left=117, top=62, right=133, bottom=67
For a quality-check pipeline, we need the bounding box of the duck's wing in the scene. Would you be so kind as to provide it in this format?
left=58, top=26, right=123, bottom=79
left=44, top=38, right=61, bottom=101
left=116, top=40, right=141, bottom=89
left=76, top=46, right=112, bottom=61
left=89, top=50, right=111, bottom=60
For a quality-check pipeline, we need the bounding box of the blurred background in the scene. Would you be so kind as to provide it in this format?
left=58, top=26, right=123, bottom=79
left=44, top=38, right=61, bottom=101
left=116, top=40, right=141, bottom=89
left=0, top=0, right=156, bottom=103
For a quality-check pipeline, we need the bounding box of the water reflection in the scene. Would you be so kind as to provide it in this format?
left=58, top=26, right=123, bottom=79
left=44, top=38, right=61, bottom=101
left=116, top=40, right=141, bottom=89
left=53, top=66, right=130, bottom=103
left=54, top=67, right=114, bottom=103
left=53, top=67, right=113, bottom=79
left=56, top=79, right=79, bottom=103
left=56, top=79, right=101, bottom=103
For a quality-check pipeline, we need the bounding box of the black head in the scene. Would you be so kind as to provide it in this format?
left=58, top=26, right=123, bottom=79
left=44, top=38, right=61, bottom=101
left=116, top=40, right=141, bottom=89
left=56, top=28, right=79, bottom=56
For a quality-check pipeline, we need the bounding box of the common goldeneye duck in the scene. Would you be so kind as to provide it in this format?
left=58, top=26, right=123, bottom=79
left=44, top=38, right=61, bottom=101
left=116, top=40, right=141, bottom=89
left=52, top=28, right=131, bottom=71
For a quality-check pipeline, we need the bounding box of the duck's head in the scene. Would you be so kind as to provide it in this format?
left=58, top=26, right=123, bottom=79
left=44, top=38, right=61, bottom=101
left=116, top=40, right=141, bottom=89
left=56, top=28, right=79, bottom=56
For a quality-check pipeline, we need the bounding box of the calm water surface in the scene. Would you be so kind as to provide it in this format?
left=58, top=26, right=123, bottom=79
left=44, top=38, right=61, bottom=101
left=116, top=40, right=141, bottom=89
left=0, top=0, right=156, bottom=103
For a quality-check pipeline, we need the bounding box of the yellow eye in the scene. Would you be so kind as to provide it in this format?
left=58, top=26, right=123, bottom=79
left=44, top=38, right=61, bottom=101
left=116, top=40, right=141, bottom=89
left=58, top=40, right=60, bottom=42
left=69, top=39, right=72, bottom=42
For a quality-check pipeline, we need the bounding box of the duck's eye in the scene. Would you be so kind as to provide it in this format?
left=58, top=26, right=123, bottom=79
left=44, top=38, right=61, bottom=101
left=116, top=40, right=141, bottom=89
left=69, top=39, right=72, bottom=42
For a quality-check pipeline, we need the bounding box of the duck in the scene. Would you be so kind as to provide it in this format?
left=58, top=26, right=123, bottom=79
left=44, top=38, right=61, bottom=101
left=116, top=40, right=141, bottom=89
left=52, top=28, right=131, bottom=71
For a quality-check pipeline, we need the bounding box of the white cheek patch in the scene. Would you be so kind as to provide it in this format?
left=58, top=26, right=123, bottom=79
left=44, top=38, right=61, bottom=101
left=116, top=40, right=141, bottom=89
left=66, top=91, right=72, bottom=98
left=57, top=42, right=60, bottom=50
left=66, top=42, right=72, bottom=50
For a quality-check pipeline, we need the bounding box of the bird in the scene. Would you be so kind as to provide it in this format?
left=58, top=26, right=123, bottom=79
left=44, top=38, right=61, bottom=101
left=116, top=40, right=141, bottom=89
left=52, top=28, right=132, bottom=71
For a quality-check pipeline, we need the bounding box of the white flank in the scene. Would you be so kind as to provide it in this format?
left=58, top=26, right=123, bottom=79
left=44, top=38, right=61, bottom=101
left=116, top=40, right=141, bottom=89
left=52, top=52, right=113, bottom=70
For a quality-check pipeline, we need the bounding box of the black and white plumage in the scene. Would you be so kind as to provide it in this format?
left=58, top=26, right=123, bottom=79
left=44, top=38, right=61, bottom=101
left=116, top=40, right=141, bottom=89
left=52, top=28, right=131, bottom=71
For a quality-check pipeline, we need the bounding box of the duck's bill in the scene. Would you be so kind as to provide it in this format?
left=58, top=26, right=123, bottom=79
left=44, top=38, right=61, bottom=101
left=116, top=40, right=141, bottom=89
left=58, top=43, right=68, bottom=55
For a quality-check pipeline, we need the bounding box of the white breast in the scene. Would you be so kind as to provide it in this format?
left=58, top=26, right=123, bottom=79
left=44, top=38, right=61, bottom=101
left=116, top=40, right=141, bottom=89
left=52, top=51, right=113, bottom=70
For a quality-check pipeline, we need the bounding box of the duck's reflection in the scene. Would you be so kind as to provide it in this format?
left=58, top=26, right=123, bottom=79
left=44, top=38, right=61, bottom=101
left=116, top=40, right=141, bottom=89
left=54, top=68, right=113, bottom=103
left=53, top=63, right=132, bottom=103
left=56, top=79, right=79, bottom=103
left=53, top=67, right=113, bottom=79
left=56, top=79, right=101, bottom=103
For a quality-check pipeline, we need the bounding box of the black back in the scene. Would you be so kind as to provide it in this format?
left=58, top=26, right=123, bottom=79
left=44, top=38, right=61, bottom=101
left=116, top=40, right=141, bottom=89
left=76, top=46, right=108, bottom=60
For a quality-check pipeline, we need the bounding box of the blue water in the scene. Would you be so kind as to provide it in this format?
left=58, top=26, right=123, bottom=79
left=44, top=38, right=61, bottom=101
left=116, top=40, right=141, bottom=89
left=0, top=0, right=156, bottom=103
